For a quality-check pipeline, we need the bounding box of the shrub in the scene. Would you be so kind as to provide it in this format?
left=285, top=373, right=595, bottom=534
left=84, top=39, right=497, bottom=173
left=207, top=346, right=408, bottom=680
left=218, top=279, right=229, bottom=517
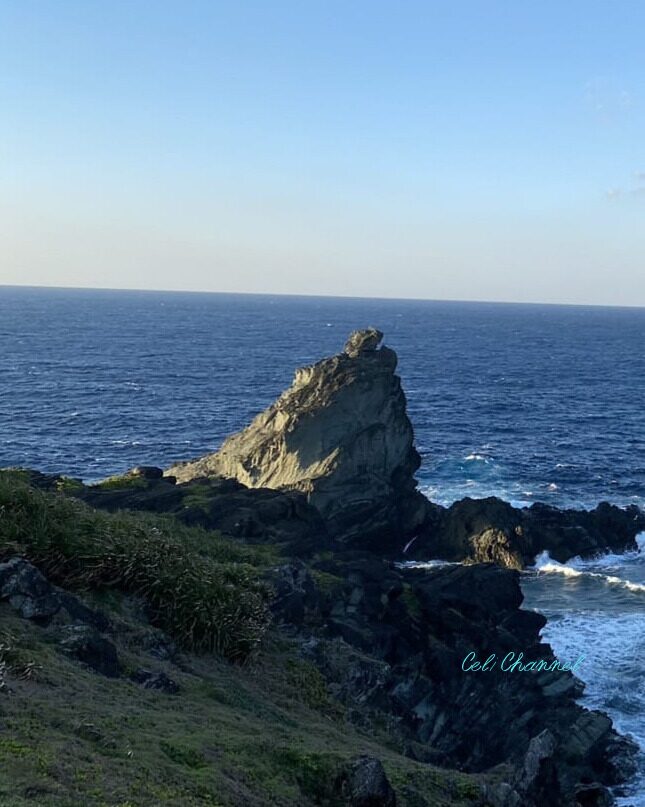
left=0, top=630, right=40, bottom=688
left=0, top=471, right=271, bottom=661
left=93, top=474, right=148, bottom=490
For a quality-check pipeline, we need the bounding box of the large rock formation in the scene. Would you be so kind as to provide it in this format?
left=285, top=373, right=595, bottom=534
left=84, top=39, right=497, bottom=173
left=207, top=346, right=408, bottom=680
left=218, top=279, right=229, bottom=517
left=166, top=329, right=429, bottom=547
left=165, top=328, right=645, bottom=563
left=272, top=552, right=638, bottom=805
left=413, top=497, right=645, bottom=568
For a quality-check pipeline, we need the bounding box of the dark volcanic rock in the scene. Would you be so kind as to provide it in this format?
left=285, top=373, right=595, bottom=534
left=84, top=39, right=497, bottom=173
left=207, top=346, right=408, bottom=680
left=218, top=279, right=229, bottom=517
left=11, top=328, right=643, bottom=805
left=0, top=557, right=109, bottom=630
left=165, top=329, right=429, bottom=547
left=127, top=465, right=165, bottom=480
left=294, top=555, right=637, bottom=805
left=140, top=631, right=178, bottom=661
left=337, top=755, right=396, bottom=806
left=59, top=625, right=120, bottom=678
left=132, top=668, right=179, bottom=694
left=0, top=557, right=61, bottom=621
left=0, top=557, right=116, bottom=680
left=266, top=561, right=320, bottom=625
left=56, top=591, right=110, bottom=632
left=76, top=475, right=330, bottom=555
left=412, top=496, right=645, bottom=566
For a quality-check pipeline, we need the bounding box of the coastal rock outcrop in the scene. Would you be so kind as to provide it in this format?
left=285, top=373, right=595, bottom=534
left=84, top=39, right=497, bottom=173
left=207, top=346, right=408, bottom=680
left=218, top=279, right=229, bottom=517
left=286, top=554, right=638, bottom=805
left=166, top=329, right=429, bottom=547
left=0, top=556, right=109, bottom=630
left=3, top=469, right=638, bottom=805
left=412, top=496, right=645, bottom=566
left=336, top=755, right=397, bottom=806
left=162, top=329, right=643, bottom=562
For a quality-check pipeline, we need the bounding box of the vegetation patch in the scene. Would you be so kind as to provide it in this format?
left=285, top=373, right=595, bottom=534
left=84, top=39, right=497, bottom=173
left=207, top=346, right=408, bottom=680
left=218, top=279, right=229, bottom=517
left=54, top=476, right=85, bottom=493
left=400, top=583, right=422, bottom=619
left=0, top=630, right=40, bottom=688
left=0, top=471, right=271, bottom=661
left=160, top=741, right=208, bottom=769
left=285, top=659, right=334, bottom=712
left=270, top=747, right=343, bottom=803
left=310, top=569, right=344, bottom=594
left=92, top=474, right=149, bottom=490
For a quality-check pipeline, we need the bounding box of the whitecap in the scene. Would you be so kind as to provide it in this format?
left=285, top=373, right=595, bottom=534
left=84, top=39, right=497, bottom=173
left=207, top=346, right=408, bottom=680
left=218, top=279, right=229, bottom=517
left=537, top=610, right=645, bottom=805
left=552, top=532, right=645, bottom=571
left=532, top=552, right=645, bottom=594
left=396, top=559, right=457, bottom=569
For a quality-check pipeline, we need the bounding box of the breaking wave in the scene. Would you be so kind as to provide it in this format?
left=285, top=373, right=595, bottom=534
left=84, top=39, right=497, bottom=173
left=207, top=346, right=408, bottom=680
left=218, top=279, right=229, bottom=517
left=532, top=538, right=645, bottom=595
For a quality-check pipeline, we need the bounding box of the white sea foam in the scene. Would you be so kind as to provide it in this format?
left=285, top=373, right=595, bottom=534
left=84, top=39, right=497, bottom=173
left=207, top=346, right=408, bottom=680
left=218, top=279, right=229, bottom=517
left=538, top=609, right=645, bottom=806
left=533, top=551, right=645, bottom=594
left=396, top=559, right=457, bottom=569
left=535, top=531, right=645, bottom=571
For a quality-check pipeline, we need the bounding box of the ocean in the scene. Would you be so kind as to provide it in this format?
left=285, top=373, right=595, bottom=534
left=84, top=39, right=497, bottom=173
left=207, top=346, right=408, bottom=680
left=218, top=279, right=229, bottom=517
left=1, top=285, right=643, bottom=802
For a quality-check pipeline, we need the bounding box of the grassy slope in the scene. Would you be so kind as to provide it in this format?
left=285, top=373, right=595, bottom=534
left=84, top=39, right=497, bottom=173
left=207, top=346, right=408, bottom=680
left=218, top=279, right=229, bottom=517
left=0, top=472, right=484, bottom=806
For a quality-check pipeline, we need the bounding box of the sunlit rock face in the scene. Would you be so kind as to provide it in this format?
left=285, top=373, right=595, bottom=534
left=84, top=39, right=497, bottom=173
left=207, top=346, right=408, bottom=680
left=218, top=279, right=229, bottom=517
left=167, top=329, right=429, bottom=547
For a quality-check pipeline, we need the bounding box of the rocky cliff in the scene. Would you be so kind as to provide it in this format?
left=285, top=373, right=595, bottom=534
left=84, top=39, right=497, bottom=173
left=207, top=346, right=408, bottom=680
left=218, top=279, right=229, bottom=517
left=2, top=469, right=638, bottom=806
left=5, top=330, right=644, bottom=806
left=270, top=553, right=638, bottom=806
left=166, top=329, right=644, bottom=564
left=167, top=329, right=429, bottom=547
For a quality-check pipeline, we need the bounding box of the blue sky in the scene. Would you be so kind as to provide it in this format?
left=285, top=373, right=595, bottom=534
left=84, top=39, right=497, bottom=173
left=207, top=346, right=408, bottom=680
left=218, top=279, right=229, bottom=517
left=1, top=1, right=644, bottom=304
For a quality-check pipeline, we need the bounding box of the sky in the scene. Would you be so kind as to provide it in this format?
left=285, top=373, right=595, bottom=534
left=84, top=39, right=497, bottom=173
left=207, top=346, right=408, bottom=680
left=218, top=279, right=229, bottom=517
left=1, top=1, right=644, bottom=306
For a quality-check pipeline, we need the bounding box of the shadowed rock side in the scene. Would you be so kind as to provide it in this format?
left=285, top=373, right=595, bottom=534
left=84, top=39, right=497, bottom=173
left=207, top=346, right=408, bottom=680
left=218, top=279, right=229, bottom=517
left=271, top=554, right=639, bottom=806
left=167, top=329, right=429, bottom=548
left=1, top=483, right=638, bottom=805
left=165, top=329, right=644, bottom=563
left=415, top=496, right=645, bottom=568
left=25, top=468, right=331, bottom=556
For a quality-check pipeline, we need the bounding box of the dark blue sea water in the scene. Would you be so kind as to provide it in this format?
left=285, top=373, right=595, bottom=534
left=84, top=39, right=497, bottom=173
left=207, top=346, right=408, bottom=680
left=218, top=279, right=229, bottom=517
left=2, top=286, right=644, bottom=509
left=1, top=286, right=644, bottom=802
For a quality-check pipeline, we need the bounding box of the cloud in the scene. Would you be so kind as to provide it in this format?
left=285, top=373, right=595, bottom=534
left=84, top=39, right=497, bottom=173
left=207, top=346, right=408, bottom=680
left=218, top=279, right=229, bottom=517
left=605, top=170, right=645, bottom=201
left=605, top=186, right=645, bottom=201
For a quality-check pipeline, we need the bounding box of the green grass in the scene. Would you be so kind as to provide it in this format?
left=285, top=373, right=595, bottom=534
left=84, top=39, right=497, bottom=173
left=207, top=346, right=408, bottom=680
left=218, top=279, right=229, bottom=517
left=0, top=605, right=485, bottom=806
left=0, top=471, right=271, bottom=661
left=93, top=475, right=149, bottom=491
left=55, top=476, right=85, bottom=493
left=0, top=629, right=41, bottom=687
left=400, top=583, right=422, bottom=619
left=309, top=570, right=344, bottom=594
left=0, top=470, right=488, bottom=806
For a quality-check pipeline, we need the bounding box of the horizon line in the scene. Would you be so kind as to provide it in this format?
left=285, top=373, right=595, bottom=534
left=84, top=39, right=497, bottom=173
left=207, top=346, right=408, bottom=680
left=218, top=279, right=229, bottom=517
left=1, top=282, right=644, bottom=311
